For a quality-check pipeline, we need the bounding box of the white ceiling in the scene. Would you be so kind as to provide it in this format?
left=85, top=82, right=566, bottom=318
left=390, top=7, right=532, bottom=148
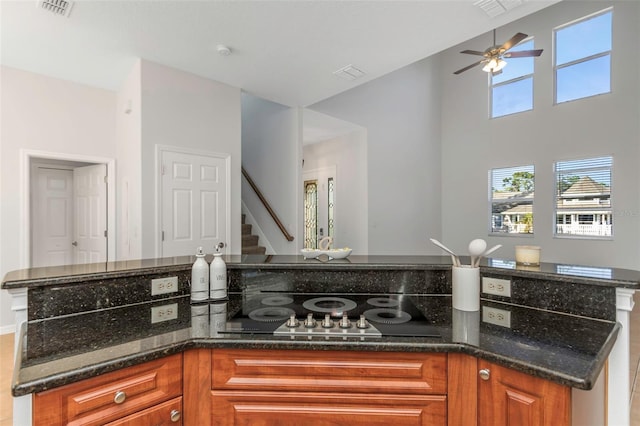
left=1, top=0, right=559, bottom=108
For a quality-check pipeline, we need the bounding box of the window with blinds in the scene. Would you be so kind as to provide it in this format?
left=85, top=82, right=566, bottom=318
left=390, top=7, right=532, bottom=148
left=489, top=165, right=535, bottom=235
left=554, top=156, right=612, bottom=238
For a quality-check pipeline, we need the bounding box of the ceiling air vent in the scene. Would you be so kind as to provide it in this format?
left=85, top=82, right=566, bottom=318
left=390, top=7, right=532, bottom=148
left=333, top=65, right=366, bottom=81
left=37, top=0, right=74, bottom=17
left=474, top=0, right=524, bottom=18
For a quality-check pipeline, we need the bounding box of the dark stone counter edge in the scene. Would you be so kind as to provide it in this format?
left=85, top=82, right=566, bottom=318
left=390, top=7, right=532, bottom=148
left=12, top=322, right=620, bottom=397
left=3, top=257, right=640, bottom=290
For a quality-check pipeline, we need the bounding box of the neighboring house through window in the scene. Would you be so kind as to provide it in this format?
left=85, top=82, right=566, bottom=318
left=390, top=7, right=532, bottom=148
left=490, top=165, right=535, bottom=235
left=555, top=156, right=613, bottom=238
left=554, top=8, right=612, bottom=104
left=490, top=39, right=536, bottom=118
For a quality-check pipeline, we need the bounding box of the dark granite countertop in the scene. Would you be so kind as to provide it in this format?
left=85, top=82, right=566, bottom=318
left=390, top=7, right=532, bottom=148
left=13, top=292, right=619, bottom=396
left=3, top=255, right=640, bottom=289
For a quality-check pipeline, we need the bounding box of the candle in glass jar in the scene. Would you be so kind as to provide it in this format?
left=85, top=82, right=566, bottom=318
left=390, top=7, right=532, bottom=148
left=515, top=245, right=541, bottom=266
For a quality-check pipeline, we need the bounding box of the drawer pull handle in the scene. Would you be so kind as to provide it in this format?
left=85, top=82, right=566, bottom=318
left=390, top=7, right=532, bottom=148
left=479, top=369, right=491, bottom=381
left=170, top=409, right=181, bottom=422
left=113, top=390, right=127, bottom=404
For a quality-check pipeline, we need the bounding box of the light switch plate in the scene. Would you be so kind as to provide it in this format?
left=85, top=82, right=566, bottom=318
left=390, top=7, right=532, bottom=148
left=151, top=276, right=178, bottom=296
left=482, top=277, right=511, bottom=297
left=151, top=303, right=178, bottom=324
left=482, top=306, right=511, bottom=328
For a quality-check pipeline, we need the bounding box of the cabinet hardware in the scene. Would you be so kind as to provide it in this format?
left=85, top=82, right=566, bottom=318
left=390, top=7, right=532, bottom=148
left=479, top=369, right=491, bottom=381
left=170, top=409, right=181, bottom=422
left=113, top=390, right=126, bottom=404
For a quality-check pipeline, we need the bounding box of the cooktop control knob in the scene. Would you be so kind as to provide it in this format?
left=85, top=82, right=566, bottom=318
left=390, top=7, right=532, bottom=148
left=339, top=314, right=351, bottom=329
left=356, top=315, right=369, bottom=329
left=286, top=314, right=299, bottom=328
left=321, top=314, right=334, bottom=328
left=304, top=313, right=317, bottom=328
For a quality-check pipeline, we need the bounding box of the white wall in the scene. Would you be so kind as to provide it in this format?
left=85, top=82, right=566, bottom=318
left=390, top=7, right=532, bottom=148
left=139, top=60, right=242, bottom=256
left=241, top=93, right=300, bottom=254
left=309, top=56, right=443, bottom=255
left=440, top=0, right=640, bottom=269
left=0, top=66, right=117, bottom=331
left=115, top=59, right=142, bottom=260
left=303, top=130, right=368, bottom=254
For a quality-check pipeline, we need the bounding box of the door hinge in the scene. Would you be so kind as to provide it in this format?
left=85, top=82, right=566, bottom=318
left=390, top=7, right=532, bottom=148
left=104, top=230, right=107, bottom=237
left=161, top=165, right=165, bottom=176
left=162, top=231, right=165, bottom=241
left=103, top=175, right=108, bottom=183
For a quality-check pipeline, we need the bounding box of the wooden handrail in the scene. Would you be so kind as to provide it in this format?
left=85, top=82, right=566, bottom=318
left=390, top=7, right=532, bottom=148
left=242, top=167, right=294, bottom=242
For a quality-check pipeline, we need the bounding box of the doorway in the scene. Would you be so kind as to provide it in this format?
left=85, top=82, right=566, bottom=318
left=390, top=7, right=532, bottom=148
left=21, top=150, right=116, bottom=269
left=30, top=160, right=108, bottom=267
left=302, top=166, right=336, bottom=249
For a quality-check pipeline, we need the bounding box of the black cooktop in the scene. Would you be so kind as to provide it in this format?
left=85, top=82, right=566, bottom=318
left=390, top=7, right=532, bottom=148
left=221, top=293, right=440, bottom=338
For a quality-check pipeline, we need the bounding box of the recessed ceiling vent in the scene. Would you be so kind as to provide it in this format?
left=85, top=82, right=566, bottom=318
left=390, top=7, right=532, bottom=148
left=333, top=64, right=366, bottom=81
left=474, top=0, right=524, bottom=18
left=37, top=0, right=74, bottom=18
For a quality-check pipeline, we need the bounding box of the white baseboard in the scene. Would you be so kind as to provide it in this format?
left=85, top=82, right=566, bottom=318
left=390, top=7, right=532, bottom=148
left=0, top=324, right=16, bottom=335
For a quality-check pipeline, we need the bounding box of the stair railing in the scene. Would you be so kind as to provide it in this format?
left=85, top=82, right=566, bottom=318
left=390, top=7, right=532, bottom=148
left=242, top=167, right=294, bottom=242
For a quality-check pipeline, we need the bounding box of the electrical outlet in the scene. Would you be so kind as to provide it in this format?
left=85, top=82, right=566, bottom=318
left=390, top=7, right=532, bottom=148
left=151, top=276, right=178, bottom=296
left=482, top=277, right=511, bottom=297
left=151, top=303, right=178, bottom=324
left=482, top=306, right=511, bottom=328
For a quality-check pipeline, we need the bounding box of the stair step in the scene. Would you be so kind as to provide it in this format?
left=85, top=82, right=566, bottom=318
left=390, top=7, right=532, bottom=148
left=242, top=234, right=259, bottom=246
left=242, top=245, right=266, bottom=255
left=242, top=223, right=252, bottom=235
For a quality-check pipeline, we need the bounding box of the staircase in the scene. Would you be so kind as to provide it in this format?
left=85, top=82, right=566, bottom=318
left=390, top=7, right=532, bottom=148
left=242, top=214, right=266, bottom=254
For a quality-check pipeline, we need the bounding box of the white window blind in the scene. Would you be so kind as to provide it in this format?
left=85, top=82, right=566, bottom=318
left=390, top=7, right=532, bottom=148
left=554, top=156, right=612, bottom=238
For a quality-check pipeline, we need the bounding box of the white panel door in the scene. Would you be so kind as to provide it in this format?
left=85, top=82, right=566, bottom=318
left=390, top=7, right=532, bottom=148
left=73, top=164, right=108, bottom=264
left=32, top=167, right=74, bottom=267
left=161, top=151, right=227, bottom=257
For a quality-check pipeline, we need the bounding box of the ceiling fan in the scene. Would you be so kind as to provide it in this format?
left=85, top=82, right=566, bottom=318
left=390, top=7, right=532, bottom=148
left=453, top=30, right=543, bottom=76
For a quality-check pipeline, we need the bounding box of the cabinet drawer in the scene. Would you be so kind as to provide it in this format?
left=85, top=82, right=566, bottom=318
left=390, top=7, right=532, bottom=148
left=33, top=354, right=183, bottom=426
left=212, top=349, right=447, bottom=394
left=211, top=391, right=446, bottom=426
left=105, top=396, right=183, bottom=426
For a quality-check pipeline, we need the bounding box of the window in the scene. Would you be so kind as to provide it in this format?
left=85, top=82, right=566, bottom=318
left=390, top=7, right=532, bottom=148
left=490, top=165, right=535, bottom=234
left=554, top=156, right=612, bottom=238
left=554, top=9, right=612, bottom=104
left=491, top=39, right=535, bottom=118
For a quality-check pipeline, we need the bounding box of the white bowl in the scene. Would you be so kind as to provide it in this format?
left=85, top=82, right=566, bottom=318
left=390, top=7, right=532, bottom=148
left=322, top=248, right=352, bottom=259
left=300, top=249, right=321, bottom=259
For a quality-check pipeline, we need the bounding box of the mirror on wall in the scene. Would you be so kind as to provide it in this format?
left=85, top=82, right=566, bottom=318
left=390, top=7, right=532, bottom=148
left=302, top=109, right=368, bottom=254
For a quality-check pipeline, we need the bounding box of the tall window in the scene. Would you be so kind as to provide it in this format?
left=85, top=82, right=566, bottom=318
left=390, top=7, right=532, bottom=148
left=491, top=39, right=535, bottom=118
left=303, top=180, right=318, bottom=248
left=555, top=156, right=612, bottom=238
left=490, top=165, right=535, bottom=234
left=554, top=8, right=612, bottom=104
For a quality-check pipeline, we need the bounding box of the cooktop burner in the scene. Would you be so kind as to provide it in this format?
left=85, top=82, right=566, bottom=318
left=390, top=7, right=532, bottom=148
left=221, top=293, right=440, bottom=339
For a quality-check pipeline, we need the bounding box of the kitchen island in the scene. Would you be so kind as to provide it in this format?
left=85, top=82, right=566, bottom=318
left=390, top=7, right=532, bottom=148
left=3, top=255, right=638, bottom=425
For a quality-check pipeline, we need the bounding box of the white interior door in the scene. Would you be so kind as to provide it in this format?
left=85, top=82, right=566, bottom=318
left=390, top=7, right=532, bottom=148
left=32, top=166, right=74, bottom=267
left=161, top=150, right=227, bottom=257
left=73, top=164, right=107, bottom=264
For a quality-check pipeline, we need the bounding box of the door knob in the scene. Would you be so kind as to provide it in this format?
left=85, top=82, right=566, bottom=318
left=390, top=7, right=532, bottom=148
left=479, top=369, right=491, bottom=381
left=71, top=241, right=78, bottom=246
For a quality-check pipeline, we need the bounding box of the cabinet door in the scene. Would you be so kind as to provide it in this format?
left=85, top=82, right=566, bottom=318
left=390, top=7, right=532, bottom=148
left=105, top=396, right=182, bottom=426
left=211, top=391, right=447, bottom=426
left=478, top=360, right=570, bottom=426
left=33, top=354, right=183, bottom=426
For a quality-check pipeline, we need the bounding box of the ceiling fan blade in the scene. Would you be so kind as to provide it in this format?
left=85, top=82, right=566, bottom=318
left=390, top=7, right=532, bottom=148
left=500, top=32, right=528, bottom=52
left=460, top=49, right=486, bottom=56
left=453, top=60, right=484, bottom=75
left=504, top=49, right=544, bottom=58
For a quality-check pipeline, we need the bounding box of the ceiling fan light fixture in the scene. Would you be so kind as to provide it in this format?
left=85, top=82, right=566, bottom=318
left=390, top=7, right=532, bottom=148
left=482, top=58, right=507, bottom=73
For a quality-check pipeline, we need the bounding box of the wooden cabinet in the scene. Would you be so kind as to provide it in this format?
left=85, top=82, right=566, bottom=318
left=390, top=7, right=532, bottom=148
left=209, top=349, right=447, bottom=426
left=33, top=354, right=183, bottom=426
left=477, top=359, right=571, bottom=426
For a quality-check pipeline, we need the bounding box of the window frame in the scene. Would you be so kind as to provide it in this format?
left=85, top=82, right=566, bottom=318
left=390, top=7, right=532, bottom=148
left=553, top=155, right=613, bottom=240
left=488, top=165, right=535, bottom=237
left=553, top=7, right=613, bottom=105
left=489, top=38, right=536, bottom=119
